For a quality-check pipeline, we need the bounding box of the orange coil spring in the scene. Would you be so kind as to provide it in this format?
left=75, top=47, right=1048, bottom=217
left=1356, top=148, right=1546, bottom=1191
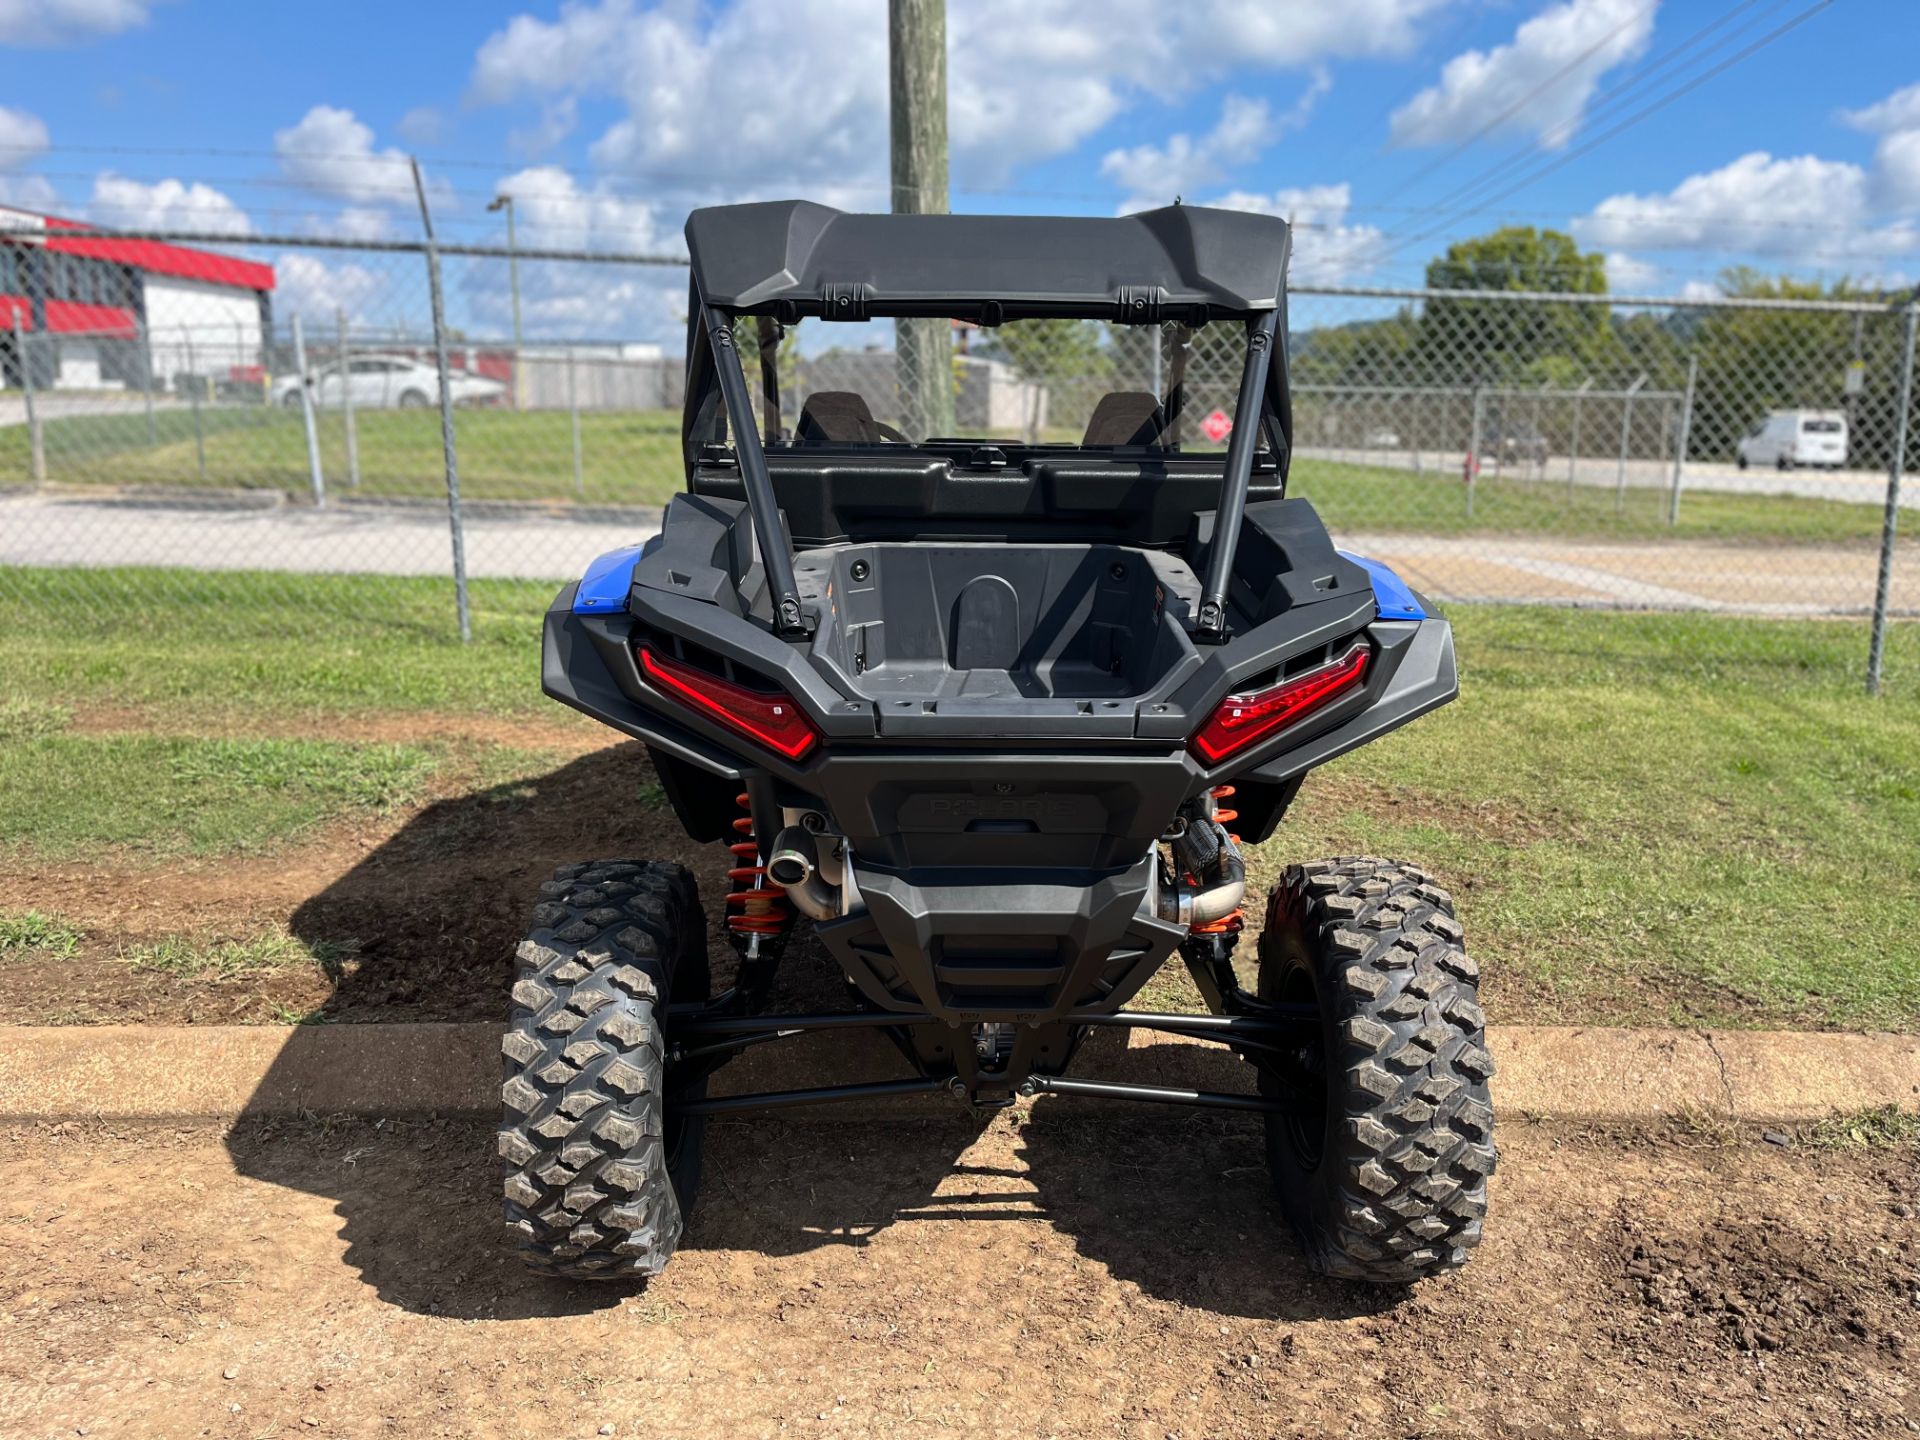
left=1210, top=784, right=1239, bottom=835
left=1190, top=785, right=1245, bottom=935
left=725, top=792, right=791, bottom=937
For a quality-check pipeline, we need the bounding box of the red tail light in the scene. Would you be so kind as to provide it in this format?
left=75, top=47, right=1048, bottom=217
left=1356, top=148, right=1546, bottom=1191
left=636, top=642, right=821, bottom=761
left=1190, top=643, right=1371, bottom=765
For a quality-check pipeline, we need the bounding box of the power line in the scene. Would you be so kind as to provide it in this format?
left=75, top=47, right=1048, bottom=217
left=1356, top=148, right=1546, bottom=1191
left=1358, top=0, right=1841, bottom=270
left=1363, top=0, right=1674, bottom=211
left=1374, top=0, right=1791, bottom=232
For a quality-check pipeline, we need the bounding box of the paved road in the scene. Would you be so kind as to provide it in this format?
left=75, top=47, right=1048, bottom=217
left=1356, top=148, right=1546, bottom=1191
left=1297, top=444, right=1919, bottom=509
left=0, top=489, right=657, bottom=582
left=0, top=392, right=192, bottom=427
left=1, top=489, right=1913, bottom=615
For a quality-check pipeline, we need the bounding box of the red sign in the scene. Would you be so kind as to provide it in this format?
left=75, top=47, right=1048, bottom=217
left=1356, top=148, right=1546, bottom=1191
left=1201, top=408, right=1233, bottom=443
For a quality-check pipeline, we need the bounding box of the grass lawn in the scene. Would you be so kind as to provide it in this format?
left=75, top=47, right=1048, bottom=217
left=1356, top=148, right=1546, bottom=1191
left=2, top=404, right=1892, bottom=543
left=0, top=567, right=1914, bottom=1031
left=0, top=709, right=438, bottom=858
left=1290, top=458, right=1891, bottom=545
left=1, top=404, right=688, bottom=507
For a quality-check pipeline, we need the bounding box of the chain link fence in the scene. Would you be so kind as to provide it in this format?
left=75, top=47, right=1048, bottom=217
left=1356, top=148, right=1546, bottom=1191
left=1, top=228, right=1914, bottom=689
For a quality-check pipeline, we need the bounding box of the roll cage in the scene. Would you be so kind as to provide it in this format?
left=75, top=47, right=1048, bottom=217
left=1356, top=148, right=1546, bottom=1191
left=678, top=200, right=1297, bottom=643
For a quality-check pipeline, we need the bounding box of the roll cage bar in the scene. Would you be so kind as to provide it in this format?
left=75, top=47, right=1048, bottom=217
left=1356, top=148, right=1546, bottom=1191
left=680, top=202, right=1295, bottom=644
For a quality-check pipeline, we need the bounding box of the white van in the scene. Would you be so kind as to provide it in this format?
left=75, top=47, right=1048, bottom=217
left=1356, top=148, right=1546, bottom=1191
left=1736, top=409, right=1848, bottom=470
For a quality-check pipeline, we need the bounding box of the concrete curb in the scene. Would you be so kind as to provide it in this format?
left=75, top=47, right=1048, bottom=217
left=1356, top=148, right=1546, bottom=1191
left=1, top=1023, right=1915, bottom=1125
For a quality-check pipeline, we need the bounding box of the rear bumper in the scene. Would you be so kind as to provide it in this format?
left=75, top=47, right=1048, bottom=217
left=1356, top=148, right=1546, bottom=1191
left=816, top=854, right=1187, bottom=1023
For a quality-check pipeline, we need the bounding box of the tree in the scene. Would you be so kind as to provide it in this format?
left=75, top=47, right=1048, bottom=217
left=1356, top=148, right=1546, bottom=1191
left=1420, top=227, right=1609, bottom=384
left=1685, top=269, right=1904, bottom=464
left=981, top=319, right=1109, bottom=442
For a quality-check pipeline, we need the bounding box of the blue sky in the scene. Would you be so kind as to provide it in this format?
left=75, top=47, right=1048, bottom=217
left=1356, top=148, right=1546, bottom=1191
left=1, top=0, right=1915, bottom=337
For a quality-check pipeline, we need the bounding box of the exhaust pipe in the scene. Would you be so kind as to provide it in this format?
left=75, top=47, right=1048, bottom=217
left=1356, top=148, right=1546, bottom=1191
left=1158, top=822, right=1246, bottom=928
left=766, top=825, right=840, bottom=921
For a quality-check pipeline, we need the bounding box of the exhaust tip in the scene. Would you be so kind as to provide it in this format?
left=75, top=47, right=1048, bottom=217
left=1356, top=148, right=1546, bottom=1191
left=767, top=850, right=812, bottom=887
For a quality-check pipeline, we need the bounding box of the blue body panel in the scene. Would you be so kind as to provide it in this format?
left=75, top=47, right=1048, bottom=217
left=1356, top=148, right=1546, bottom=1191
left=1338, top=550, right=1426, bottom=622
left=572, top=545, right=644, bottom=615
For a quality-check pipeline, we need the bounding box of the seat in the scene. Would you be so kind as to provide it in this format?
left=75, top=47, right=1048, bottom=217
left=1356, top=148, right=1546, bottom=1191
left=1081, top=391, right=1168, bottom=447
left=796, top=391, right=884, bottom=445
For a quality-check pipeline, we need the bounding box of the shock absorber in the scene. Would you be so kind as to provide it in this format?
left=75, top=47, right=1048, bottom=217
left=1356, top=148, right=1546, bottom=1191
left=725, top=792, right=791, bottom=941
left=1209, top=783, right=1240, bottom=840
left=1190, top=784, right=1244, bottom=937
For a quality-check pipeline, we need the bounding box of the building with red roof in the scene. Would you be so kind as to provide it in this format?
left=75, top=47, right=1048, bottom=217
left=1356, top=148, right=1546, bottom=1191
left=1, top=206, right=275, bottom=392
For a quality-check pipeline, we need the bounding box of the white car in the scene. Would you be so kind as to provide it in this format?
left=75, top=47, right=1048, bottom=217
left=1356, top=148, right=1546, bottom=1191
left=1736, top=409, right=1847, bottom=470
left=272, top=354, right=506, bottom=410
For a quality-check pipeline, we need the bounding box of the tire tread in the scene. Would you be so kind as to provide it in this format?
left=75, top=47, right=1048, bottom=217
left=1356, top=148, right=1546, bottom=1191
left=499, top=860, right=705, bottom=1280
left=1262, top=856, right=1496, bottom=1284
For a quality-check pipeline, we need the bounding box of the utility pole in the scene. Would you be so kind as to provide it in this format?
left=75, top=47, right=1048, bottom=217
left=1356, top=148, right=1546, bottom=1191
left=489, top=193, right=524, bottom=408
left=889, top=0, right=955, bottom=440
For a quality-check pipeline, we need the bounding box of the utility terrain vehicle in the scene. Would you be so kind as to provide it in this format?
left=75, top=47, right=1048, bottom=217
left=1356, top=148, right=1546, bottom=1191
left=505, top=201, right=1496, bottom=1286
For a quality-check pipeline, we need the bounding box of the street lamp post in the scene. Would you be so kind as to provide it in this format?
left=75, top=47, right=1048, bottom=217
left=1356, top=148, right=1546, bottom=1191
left=488, top=194, right=524, bottom=407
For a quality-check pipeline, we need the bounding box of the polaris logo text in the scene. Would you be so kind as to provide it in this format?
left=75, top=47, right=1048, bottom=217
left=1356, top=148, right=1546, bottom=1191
left=927, top=797, right=1075, bottom=819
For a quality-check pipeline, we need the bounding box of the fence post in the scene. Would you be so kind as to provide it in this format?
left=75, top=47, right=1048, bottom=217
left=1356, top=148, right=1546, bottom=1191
left=290, top=314, right=326, bottom=508
left=1616, top=374, right=1646, bottom=514
left=184, top=328, right=207, bottom=483
left=337, top=307, right=360, bottom=489
left=12, top=313, right=45, bottom=485
left=1568, top=379, right=1591, bottom=500
left=1667, top=355, right=1698, bottom=527
left=137, top=318, right=157, bottom=447
left=413, top=156, right=472, bottom=644
left=1466, top=386, right=1484, bottom=520
left=1867, top=298, right=1918, bottom=696
left=567, top=347, right=584, bottom=498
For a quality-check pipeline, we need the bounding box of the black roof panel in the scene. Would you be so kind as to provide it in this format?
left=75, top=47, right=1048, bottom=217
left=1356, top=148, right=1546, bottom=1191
left=684, top=201, right=1290, bottom=318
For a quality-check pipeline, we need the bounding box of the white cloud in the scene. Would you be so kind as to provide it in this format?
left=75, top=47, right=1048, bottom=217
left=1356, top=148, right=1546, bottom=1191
left=274, top=105, right=413, bottom=207
left=311, top=206, right=394, bottom=241
left=87, top=174, right=252, bottom=234
left=0, top=0, right=151, bottom=45
left=464, top=166, right=686, bottom=339
left=396, top=106, right=445, bottom=147
left=1390, top=0, right=1656, bottom=150
left=469, top=0, right=1445, bottom=202
left=1875, top=129, right=1920, bottom=212
left=493, top=165, right=676, bottom=253
left=272, top=251, right=389, bottom=325
left=1602, top=251, right=1659, bottom=290
left=1102, top=75, right=1328, bottom=209
left=0, top=106, right=50, bottom=169
left=0, top=174, right=61, bottom=212
left=1209, top=182, right=1384, bottom=285
left=1841, top=82, right=1920, bottom=211
left=1572, top=150, right=1920, bottom=265
left=510, top=98, right=578, bottom=158
left=1841, top=82, right=1920, bottom=138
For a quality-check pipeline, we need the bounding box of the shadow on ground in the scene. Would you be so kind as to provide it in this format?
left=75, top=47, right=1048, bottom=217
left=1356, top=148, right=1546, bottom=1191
left=229, top=745, right=1390, bottom=1323
left=285, top=741, right=733, bottom=1023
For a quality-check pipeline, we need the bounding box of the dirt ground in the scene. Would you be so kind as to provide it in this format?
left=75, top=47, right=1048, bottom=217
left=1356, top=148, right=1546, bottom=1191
left=0, top=720, right=1591, bottom=1029
left=2, top=1115, right=1915, bottom=1439
left=0, top=733, right=732, bottom=1028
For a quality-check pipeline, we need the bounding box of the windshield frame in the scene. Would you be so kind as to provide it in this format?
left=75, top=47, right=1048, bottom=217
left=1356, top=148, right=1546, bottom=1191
left=684, top=276, right=1292, bottom=644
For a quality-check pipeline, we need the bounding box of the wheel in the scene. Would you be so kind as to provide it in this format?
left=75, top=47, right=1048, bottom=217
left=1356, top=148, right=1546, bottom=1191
left=398, top=389, right=431, bottom=409
left=1256, top=857, right=1495, bottom=1284
left=280, top=391, right=302, bottom=409
left=1736, top=453, right=1749, bottom=470
left=1777, top=454, right=1793, bottom=470
left=500, top=860, right=712, bottom=1280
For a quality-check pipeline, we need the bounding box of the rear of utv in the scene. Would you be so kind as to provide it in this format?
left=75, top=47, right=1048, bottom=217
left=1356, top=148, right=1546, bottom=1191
left=502, top=201, right=1496, bottom=1287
